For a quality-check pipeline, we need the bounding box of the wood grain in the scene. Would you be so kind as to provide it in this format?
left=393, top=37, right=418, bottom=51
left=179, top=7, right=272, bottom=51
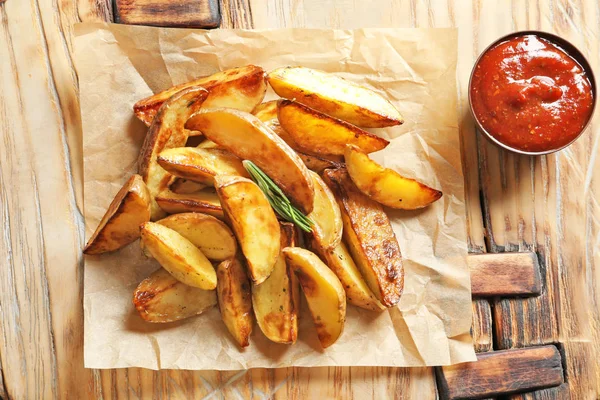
left=508, top=384, right=570, bottom=400
left=469, top=252, right=542, bottom=297
left=437, top=346, right=564, bottom=399
left=115, top=0, right=221, bottom=28
left=471, top=299, right=493, bottom=352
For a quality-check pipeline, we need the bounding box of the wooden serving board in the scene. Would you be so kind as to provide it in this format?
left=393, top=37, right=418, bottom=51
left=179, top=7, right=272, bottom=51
left=115, top=0, right=221, bottom=28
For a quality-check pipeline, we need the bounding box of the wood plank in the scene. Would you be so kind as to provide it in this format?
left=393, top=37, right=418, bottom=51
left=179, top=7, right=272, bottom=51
left=507, top=384, right=570, bottom=400
left=0, top=363, right=5, bottom=400
left=471, top=299, right=493, bottom=353
left=115, top=0, right=221, bottom=28
left=437, top=346, right=564, bottom=399
left=469, top=252, right=542, bottom=297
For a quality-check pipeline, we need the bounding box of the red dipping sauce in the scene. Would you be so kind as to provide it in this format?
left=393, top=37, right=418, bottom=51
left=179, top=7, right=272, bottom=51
left=470, top=34, right=594, bottom=153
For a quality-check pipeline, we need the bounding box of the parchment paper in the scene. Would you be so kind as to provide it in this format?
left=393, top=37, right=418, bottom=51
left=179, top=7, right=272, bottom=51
left=75, top=23, right=476, bottom=369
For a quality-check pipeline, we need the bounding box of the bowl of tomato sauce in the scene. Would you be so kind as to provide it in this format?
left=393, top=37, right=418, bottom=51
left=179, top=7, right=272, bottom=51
left=469, top=31, right=596, bottom=155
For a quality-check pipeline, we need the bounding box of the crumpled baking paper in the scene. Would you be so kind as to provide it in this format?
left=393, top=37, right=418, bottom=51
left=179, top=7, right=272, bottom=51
left=75, top=23, right=476, bottom=370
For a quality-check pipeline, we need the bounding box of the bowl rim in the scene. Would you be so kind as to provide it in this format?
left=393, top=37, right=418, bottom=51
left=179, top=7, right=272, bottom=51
left=468, top=30, right=597, bottom=156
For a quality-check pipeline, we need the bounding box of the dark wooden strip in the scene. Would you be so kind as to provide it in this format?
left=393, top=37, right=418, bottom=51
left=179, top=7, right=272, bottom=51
left=471, top=299, right=493, bottom=352
left=469, top=252, right=542, bottom=297
left=507, top=383, right=570, bottom=400
left=437, top=346, right=564, bottom=399
left=115, top=0, right=221, bottom=28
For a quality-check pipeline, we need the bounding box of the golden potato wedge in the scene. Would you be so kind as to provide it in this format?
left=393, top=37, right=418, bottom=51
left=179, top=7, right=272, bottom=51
left=277, top=100, right=389, bottom=157
left=134, top=65, right=267, bottom=126
left=252, top=223, right=300, bottom=344
left=215, top=175, right=280, bottom=284
left=169, top=178, right=206, bottom=194
left=84, top=174, right=151, bottom=255
left=307, top=171, right=342, bottom=250
left=323, top=169, right=403, bottom=307
left=267, top=66, right=403, bottom=128
left=155, top=188, right=224, bottom=219
left=217, top=257, right=254, bottom=348
left=252, top=100, right=278, bottom=121
left=298, top=153, right=343, bottom=173
left=156, top=213, right=236, bottom=261
left=133, top=268, right=217, bottom=323
left=196, top=139, right=221, bottom=149
left=157, top=147, right=248, bottom=185
left=140, top=222, right=217, bottom=290
left=345, top=145, right=443, bottom=210
left=310, top=239, right=385, bottom=311
left=186, top=108, right=315, bottom=214
left=282, top=247, right=346, bottom=348
left=138, top=86, right=208, bottom=220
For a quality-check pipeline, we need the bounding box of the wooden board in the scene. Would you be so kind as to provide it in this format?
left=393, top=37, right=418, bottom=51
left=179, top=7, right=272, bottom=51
left=469, top=252, right=542, bottom=297
left=437, top=346, right=564, bottom=399
left=115, top=0, right=221, bottom=28
left=508, top=384, right=571, bottom=400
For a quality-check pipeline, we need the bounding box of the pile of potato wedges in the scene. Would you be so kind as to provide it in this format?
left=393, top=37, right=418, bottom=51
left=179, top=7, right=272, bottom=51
left=83, top=65, right=442, bottom=349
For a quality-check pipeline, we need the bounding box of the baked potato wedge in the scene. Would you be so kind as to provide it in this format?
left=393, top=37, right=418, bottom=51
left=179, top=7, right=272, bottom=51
left=252, top=223, right=300, bottom=344
left=156, top=213, right=237, bottom=261
left=84, top=174, right=151, bottom=255
left=157, top=147, right=248, bottom=185
left=134, top=65, right=267, bottom=126
left=133, top=268, right=217, bottom=323
left=282, top=247, right=346, bottom=348
left=310, top=239, right=385, bottom=311
left=186, top=108, right=315, bottom=214
left=277, top=100, right=389, bottom=156
left=196, top=139, right=221, bottom=149
left=169, top=178, right=206, bottom=194
left=155, top=188, right=223, bottom=219
left=140, top=222, right=217, bottom=290
left=138, top=86, right=208, bottom=220
left=345, top=144, right=442, bottom=210
left=215, top=175, right=280, bottom=284
left=267, top=66, right=403, bottom=128
left=307, top=171, right=342, bottom=250
left=298, top=153, right=343, bottom=174
left=217, top=257, right=254, bottom=348
left=323, top=168, right=403, bottom=307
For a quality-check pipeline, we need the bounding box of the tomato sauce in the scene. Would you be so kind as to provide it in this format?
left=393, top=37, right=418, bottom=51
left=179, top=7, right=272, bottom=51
left=470, top=34, right=594, bottom=152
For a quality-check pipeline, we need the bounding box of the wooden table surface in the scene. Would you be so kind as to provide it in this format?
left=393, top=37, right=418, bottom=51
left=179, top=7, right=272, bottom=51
left=1, top=0, right=599, bottom=399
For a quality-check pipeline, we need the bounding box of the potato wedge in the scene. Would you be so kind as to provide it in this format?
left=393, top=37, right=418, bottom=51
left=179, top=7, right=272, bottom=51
left=196, top=139, right=221, bottom=149
left=134, top=65, right=267, bottom=126
left=217, top=257, right=254, bottom=348
left=323, top=168, right=403, bottom=307
left=138, top=86, right=208, bottom=220
left=215, top=175, right=280, bottom=284
left=307, top=171, right=342, bottom=250
left=282, top=247, right=346, bottom=348
left=140, top=222, right=217, bottom=290
left=252, top=223, right=300, bottom=344
left=277, top=100, right=389, bottom=156
left=155, top=188, right=224, bottom=219
left=169, top=178, right=206, bottom=194
left=298, top=153, right=343, bottom=174
left=133, top=268, right=217, bottom=323
left=310, top=239, right=385, bottom=311
left=84, top=174, right=151, bottom=255
left=156, top=213, right=237, bottom=261
left=345, top=145, right=442, bottom=210
left=186, top=108, right=315, bottom=214
left=267, top=66, right=403, bottom=128
left=157, top=147, right=248, bottom=185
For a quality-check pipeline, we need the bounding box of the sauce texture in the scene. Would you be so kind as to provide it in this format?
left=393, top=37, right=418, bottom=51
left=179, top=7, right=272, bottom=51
left=470, top=34, right=594, bottom=152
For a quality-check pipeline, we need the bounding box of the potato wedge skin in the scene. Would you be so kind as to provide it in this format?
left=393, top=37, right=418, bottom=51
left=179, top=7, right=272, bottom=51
left=134, top=65, right=267, bottom=126
left=217, top=257, right=254, bottom=348
left=84, top=174, right=151, bottom=255
left=133, top=268, right=217, bottom=323
left=157, top=147, right=249, bottom=185
left=307, top=171, right=342, bottom=250
left=345, top=145, right=443, bottom=210
left=169, top=178, right=206, bottom=194
left=252, top=223, right=300, bottom=344
left=267, top=66, right=403, bottom=128
left=323, top=169, right=403, bottom=307
left=140, top=222, right=217, bottom=290
left=282, top=247, right=346, bottom=348
left=310, top=238, right=385, bottom=311
left=215, top=175, right=281, bottom=284
left=186, top=108, right=315, bottom=214
left=277, top=100, right=389, bottom=156
left=155, top=188, right=224, bottom=219
left=156, top=213, right=237, bottom=261
left=138, top=86, right=209, bottom=220
left=298, top=153, right=343, bottom=173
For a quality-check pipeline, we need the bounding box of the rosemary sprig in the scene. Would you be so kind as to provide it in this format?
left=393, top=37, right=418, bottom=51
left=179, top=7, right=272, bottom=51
left=242, top=160, right=314, bottom=233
